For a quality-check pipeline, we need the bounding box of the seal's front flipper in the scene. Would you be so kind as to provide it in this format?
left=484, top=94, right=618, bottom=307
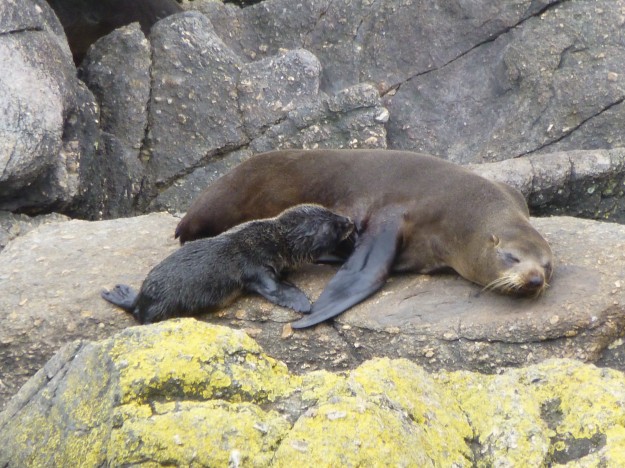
left=247, top=270, right=312, bottom=313
left=101, top=284, right=138, bottom=312
left=291, top=217, right=401, bottom=329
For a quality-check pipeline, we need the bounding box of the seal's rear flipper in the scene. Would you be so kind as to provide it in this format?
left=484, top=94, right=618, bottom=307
left=101, top=284, right=138, bottom=312
left=291, top=217, right=401, bottom=329
left=247, top=269, right=312, bottom=313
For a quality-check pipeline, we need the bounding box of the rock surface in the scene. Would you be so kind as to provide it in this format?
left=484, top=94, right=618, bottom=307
left=193, top=0, right=625, bottom=163
left=0, top=0, right=89, bottom=213
left=1, top=320, right=625, bottom=466
left=3, top=174, right=625, bottom=409
left=3, top=0, right=625, bottom=220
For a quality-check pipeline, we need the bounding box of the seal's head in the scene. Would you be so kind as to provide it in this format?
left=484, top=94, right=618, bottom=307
left=279, top=204, right=355, bottom=261
left=477, top=223, right=554, bottom=296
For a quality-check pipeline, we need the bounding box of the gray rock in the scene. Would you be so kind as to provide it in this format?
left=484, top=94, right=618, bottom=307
left=0, top=0, right=101, bottom=215
left=238, top=49, right=321, bottom=138
left=144, top=11, right=246, bottom=189
left=194, top=0, right=557, bottom=94
left=0, top=213, right=176, bottom=410
left=78, top=23, right=151, bottom=217
left=0, top=4, right=71, bottom=205
left=385, top=0, right=625, bottom=162
left=192, top=0, right=625, bottom=164
left=149, top=148, right=254, bottom=214
left=249, top=82, right=388, bottom=153
left=0, top=211, right=69, bottom=252
left=471, top=148, right=625, bottom=222
left=3, top=169, right=625, bottom=408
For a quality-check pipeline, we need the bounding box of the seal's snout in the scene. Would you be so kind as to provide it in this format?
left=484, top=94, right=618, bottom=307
left=525, top=273, right=545, bottom=290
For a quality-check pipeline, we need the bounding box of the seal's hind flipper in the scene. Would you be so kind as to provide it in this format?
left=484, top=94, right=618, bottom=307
left=101, top=284, right=138, bottom=312
left=291, top=217, right=401, bottom=329
left=247, top=269, right=312, bottom=313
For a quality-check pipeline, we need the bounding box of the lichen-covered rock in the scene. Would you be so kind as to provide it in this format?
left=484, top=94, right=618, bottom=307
left=2, top=320, right=625, bottom=466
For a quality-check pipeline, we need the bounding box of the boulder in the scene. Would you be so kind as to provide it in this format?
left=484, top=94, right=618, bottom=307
left=192, top=0, right=625, bottom=163
left=471, top=148, right=625, bottom=222
left=0, top=0, right=94, bottom=213
left=75, top=9, right=388, bottom=216
left=77, top=23, right=151, bottom=218
left=1, top=320, right=624, bottom=465
left=3, top=0, right=625, bottom=219
left=3, top=152, right=625, bottom=409
left=385, top=0, right=625, bottom=162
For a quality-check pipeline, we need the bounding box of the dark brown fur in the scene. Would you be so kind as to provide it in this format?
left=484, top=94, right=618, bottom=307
left=102, top=204, right=353, bottom=324
left=175, top=150, right=554, bottom=327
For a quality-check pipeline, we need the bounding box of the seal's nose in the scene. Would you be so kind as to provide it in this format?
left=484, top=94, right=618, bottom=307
left=525, top=273, right=544, bottom=290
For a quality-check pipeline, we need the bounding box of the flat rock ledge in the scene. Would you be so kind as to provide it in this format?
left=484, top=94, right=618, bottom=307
left=2, top=211, right=625, bottom=410
left=1, top=320, right=625, bottom=466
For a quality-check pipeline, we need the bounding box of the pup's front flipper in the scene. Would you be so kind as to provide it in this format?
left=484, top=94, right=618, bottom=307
left=101, top=284, right=138, bottom=312
left=247, top=269, right=312, bottom=313
left=291, top=216, right=401, bottom=329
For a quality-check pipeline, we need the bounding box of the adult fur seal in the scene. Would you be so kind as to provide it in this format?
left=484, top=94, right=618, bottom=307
left=102, top=204, right=354, bottom=324
left=175, top=149, right=554, bottom=329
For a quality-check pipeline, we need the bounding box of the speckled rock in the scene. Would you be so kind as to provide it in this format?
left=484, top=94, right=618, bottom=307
left=0, top=211, right=69, bottom=252
left=1, top=320, right=625, bottom=466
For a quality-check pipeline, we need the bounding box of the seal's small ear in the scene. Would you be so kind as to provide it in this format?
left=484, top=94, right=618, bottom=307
left=490, top=234, right=500, bottom=246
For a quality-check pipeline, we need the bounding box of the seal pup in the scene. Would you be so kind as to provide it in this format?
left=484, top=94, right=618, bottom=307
left=102, top=204, right=354, bottom=324
left=175, top=149, right=554, bottom=328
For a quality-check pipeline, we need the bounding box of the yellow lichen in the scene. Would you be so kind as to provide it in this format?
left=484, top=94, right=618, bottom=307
left=108, top=400, right=291, bottom=466
left=5, top=320, right=625, bottom=467
left=351, top=358, right=473, bottom=466
left=439, top=359, right=625, bottom=466
left=274, top=397, right=437, bottom=467
left=110, top=319, right=295, bottom=405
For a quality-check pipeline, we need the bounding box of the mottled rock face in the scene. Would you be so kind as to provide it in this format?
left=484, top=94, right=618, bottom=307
left=3, top=0, right=625, bottom=221
left=0, top=0, right=86, bottom=213
left=194, top=0, right=625, bottom=163
left=2, top=320, right=625, bottom=465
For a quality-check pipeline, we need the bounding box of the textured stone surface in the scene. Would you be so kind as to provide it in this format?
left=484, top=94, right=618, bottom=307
left=78, top=23, right=151, bottom=218
left=190, top=0, right=625, bottom=165
left=0, top=211, right=69, bottom=252
left=3, top=193, right=625, bottom=409
left=0, top=213, right=177, bottom=410
left=5, top=0, right=625, bottom=220
left=145, top=11, right=246, bottom=187
left=1, top=320, right=625, bottom=465
left=385, top=0, right=625, bottom=163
